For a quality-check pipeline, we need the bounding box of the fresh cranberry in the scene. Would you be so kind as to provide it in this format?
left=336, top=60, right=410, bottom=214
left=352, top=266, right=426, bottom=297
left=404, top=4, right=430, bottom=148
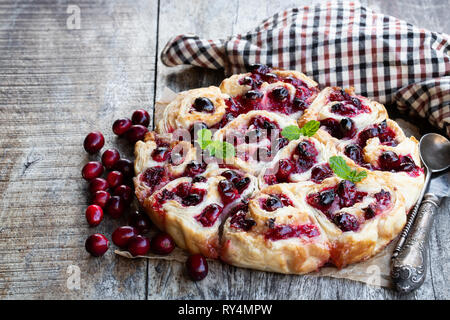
left=296, top=140, right=318, bottom=158
left=112, top=118, right=132, bottom=136
left=83, top=131, right=104, bottom=154
left=193, top=97, right=215, bottom=113
left=310, top=164, right=333, bottom=183
left=340, top=118, right=356, bottom=138
left=85, top=233, right=109, bottom=257
left=125, top=125, right=148, bottom=144
left=105, top=196, right=125, bottom=218
left=102, top=148, right=120, bottom=169
left=221, top=170, right=241, bottom=184
left=272, top=87, right=289, bottom=101
left=92, top=190, right=110, bottom=208
left=112, top=226, right=138, bottom=248
left=333, top=213, right=359, bottom=232
left=113, top=159, right=134, bottom=178
left=248, top=64, right=271, bottom=74
left=229, top=203, right=255, bottom=231
left=89, top=178, right=109, bottom=194
left=82, top=161, right=104, bottom=181
left=150, top=233, right=175, bottom=255
left=195, top=203, right=223, bottom=227
left=192, top=176, right=207, bottom=183
left=244, top=90, right=263, bottom=100
left=379, top=151, right=400, bottom=171
left=218, top=179, right=239, bottom=204
left=128, top=235, right=151, bottom=256
left=276, top=159, right=295, bottom=182
left=235, top=177, right=250, bottom=193
left=106, top=171, right=123, bottom=189
left=186, top=254, right=208, bottom=281
left=128, top=211, right=151, bottom=234
left=85, top=205, right=104, bottom=227
left=184, top=161, right=207, bottom=177
left=113, top=185, right=133, bottom=204
left=131, top=109, right=150, bottom=127
left=345, top=144, right=364, bottom=164
left=152, top=146, right=171, bottom=162
left=318, top=189, right=336, bottom=207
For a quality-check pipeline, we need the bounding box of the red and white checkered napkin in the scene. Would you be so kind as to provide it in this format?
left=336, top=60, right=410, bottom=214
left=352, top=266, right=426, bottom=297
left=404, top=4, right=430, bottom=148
left=161, top=1, right=450, bottom=136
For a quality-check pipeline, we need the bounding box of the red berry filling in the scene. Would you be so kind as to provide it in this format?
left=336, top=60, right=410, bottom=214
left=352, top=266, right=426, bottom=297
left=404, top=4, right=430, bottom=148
left=192, top=97, right=215, bottom=113
left=328, top=89, right=370, bottom=117
left=310, top=163, right=334, bottom=183
left=261, top=194, right=293, bottom=212
left=358, top=120, right=397, bottom=147
left=377, top=151, right=421, bottom=176
left=320, top=117, right=356, bottom=139
left=195, top=203, right=223, bottom=227
left=363, top=189, right=392, bottom=219
left=306, top=181, right=367, bottom=218
left=229, top=202, right=256, bottom=231
left=265, top=224, right=320, bottom=241
left=151, top=145, right=171, bottom=162
left=141, top=166, right=169, bottom=194
left=184, top=161, right=207, bottom=177
left=333, top=213, right=359, bottom=232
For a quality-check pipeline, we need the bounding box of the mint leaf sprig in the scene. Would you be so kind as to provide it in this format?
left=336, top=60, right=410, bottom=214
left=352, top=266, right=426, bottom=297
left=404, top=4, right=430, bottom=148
left=329, top=156, right=367, bottom=183
left=196, top=129, right=235, bottom=159
left=281, top=120, right=320, bottom=141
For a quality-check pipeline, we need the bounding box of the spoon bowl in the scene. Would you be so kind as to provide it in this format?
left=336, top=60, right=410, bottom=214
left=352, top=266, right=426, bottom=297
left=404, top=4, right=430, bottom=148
left=419, top=133, right=450, bottom=173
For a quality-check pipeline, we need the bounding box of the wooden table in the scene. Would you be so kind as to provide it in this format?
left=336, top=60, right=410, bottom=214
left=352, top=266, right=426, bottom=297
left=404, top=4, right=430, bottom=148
left=0, top=0, right=448, bottom=300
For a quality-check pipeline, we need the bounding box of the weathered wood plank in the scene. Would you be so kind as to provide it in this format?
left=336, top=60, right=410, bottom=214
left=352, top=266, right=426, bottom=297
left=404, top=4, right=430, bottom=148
left=149, top=0, right=448, bottom=300
left=0, top=0, right=158, bottom=299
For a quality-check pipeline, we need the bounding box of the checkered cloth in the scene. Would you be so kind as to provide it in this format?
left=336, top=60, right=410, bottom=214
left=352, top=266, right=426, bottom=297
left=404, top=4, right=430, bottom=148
left=160, top=1, right=450, bottom=136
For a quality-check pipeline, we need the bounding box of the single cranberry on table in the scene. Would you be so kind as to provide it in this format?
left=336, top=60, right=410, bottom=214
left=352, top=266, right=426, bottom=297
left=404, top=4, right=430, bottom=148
left=150, top=232, right=175, bottom=255
left=89, top=177, right=109, bottom=194
left=112, top=226, right=138, bottom=248
left=128, top=211, right=151, bottom=234
left=83, top=131, right=104, bottom=154
left=85, top=233, right=109, bottom=257
left=81, top=161, right=104, bottom=181
left=113, top=159, right=134, bottom=178
left=85, top=204, right=104, bottom=227
left=186, top=254, right=208, bottom=281
left=125, top=125, right=148, bottom=144
left=131, top=109, right=151, bottom=127
left=106, top=170, right=124, bottom=189
left=128, top=235, right=151, bottom=256
left=113, top=184, right=133, bottom=204
left=91, top=190, right=111, bottom=208
left=112, top=118, right=132, bottom=136
left=101, top=148, right=120, bottom=169
left=105, top=195, right=126, bottom=218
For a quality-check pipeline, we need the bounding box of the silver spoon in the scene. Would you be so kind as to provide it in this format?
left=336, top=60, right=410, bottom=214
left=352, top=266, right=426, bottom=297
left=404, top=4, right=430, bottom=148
left=391, top=133, right=450, bottom=293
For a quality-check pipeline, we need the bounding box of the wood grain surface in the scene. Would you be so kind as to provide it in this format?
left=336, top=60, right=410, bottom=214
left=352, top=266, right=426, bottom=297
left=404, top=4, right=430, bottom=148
left=0, top=0, right=448, bottom=300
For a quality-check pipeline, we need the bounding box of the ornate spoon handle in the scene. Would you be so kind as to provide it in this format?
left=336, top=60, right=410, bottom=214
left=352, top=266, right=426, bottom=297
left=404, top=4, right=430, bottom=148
left=391, top=193, right=440, bottom=293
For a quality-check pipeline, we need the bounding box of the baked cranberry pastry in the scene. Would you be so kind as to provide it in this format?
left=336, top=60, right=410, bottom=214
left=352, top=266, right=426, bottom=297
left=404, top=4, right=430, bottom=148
left=134, top=65, right=424, bottom=274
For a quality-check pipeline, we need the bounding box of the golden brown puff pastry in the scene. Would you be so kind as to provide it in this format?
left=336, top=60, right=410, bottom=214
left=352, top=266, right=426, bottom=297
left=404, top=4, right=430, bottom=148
left=221, top=184, right=330, bottom=274
left=134, top=65, right=424, bottom=275
left=291, top=173, right=406, bottom=268
left=156, top=86, right=230, bottom=133
left=212, top=110, right=298, bottom=175
left=258, top=130, right=338, bottom=188
left=141, top=168, right=258, bottom=258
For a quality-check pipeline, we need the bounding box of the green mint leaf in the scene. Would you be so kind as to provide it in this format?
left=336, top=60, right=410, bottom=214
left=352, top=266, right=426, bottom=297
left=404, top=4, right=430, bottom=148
left=329, top=156, right=367, bottom=183
left=299, top=120, right=320, bottom=137
left=329, top=156, right=352, bottom=179
left=197, top=129, right=212, bottom=149
left=281, top=125, right=302, bottom=141
left=206, top=141, right=235, bottom=159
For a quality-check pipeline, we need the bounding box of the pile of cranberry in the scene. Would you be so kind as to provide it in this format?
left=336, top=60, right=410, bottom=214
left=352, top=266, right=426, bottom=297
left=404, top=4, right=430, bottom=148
left=81, top=109, right=208, bottom=281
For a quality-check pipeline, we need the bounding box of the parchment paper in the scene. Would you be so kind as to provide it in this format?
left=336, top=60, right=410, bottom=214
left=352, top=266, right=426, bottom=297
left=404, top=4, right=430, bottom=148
left=115, top=87, right=424, bottom=288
